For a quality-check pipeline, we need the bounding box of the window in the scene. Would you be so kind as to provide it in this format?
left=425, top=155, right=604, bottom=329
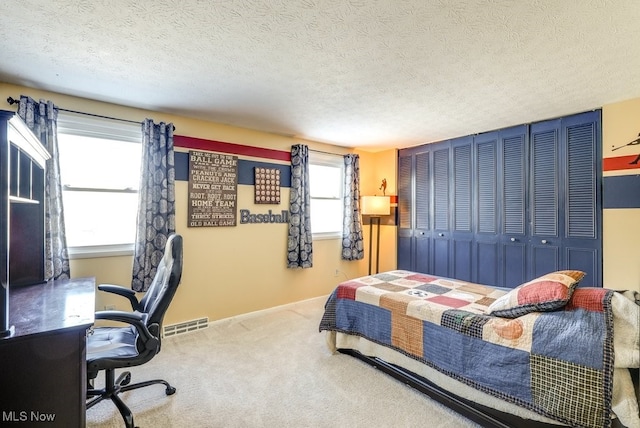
left=309, top=152, right=344, bottom=239
left=57, top=112, right=142, bottom=258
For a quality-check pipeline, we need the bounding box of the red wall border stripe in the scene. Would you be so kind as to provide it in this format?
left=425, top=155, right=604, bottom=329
left=174, top=135, right=291, bottom=162
left=603, top=155, right=640, bottom=171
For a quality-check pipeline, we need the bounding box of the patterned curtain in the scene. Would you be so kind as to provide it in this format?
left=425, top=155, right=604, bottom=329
left=131, top=119, right=176, bottom=292
left=287, top=144, right=313, bottom=268
left=342, top=154, right=364, bottom=260
left=17, top=96, right=70, bottom=281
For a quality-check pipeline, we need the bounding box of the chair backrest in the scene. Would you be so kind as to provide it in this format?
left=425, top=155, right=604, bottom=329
left=138, top=234, right=183, bottom=334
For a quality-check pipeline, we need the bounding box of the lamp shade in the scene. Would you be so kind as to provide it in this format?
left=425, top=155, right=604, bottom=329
left=361, top=196, right=390, bottom=216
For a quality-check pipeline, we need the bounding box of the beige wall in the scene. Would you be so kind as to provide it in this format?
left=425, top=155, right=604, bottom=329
left=356, top=148, right=398, bottom=273
left=602, top=98, right=640, bottom=292
left=0, top=82, right=398, bottom=325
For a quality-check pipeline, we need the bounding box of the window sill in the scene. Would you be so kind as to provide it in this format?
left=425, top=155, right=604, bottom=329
left=68, top=244, right=134, bottom=259
left=312, top=232, right=341, bottom=241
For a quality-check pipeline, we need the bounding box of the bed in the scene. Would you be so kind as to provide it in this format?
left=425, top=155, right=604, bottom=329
left=319, top=270, right=640, bottom=428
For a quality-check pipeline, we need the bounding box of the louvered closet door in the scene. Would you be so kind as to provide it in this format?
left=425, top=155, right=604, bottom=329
left=500, top=126, right=529, bottom=288
left=432, top=144, right=451, bottom=277
left=451, top=136, right=473, bottom=281
left=414, top=150, right=431, bottom=273
left=530, top=119, right=563, bottom=278
left=397, top=149, right=432, bottom=274
left=529, top=112, right=601, bottom=284
left=562, top=111, right=601, bottom=286
left=473, top=131, right=500, bottom=286
left=396, top=111, right=601, bottom=286
left=397, top=152, right=413, bottom=271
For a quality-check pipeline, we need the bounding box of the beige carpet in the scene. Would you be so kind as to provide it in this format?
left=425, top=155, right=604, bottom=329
left=86, top=296, right=480, bottom=428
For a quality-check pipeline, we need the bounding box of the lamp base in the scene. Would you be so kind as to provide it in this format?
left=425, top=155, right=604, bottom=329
left=368, top=216, right=381, bottom=276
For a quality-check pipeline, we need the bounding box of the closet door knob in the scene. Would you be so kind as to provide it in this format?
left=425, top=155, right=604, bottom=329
left=438, top=233, right=444, bottom=237
left=510, top=237, right=516, bottom=242
left=541, top=239, right=548, bottom=244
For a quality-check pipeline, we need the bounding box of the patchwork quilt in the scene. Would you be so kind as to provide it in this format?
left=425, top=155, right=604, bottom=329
left=319, top=271, right=627, bottom=428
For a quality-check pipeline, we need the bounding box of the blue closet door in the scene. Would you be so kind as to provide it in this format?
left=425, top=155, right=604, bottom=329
left=561, top=110, right=602, bottom=286
left=396, top=111, right=601, bottom=287
left=397, top=148, right=432, bottom=274
left=414, top=150, right=431, bottom=273
left=528, top=111, right=602, bottom=286
left=397, top=152, right=413, bottom=271
left=432, top=144, right=451, bottom=277
left=474, top=125, right=528, bottom=288
left=473, top=131, right=501, bottom=287
left=499, top=126, right=529, bottom=288
left=451, top=136, right=473, bottom=281
left=529, top=118, right=563, bottom=278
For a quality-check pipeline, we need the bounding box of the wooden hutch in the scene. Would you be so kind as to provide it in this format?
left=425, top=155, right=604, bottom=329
left=0, top=109, right=95, bottom=426
left=0, top=109, right=50, bottom=336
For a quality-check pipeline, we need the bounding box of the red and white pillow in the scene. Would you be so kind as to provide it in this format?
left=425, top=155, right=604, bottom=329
left=488, top=270, right=586, bottom=318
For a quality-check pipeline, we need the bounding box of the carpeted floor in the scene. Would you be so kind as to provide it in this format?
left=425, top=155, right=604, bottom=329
left=86, top=296, right=480, bottom=428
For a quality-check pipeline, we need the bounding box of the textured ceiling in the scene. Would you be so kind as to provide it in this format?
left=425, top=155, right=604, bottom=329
left=1, top=0, right=639, bottom=151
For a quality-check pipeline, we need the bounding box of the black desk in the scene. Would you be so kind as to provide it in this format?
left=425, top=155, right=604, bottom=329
left=0, top=278, right=95, bottom=427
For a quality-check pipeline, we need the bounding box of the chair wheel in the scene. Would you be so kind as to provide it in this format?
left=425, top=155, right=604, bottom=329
left=121, top=372, right=131, bottom=386
left=165, top=386, right=176, bottom=395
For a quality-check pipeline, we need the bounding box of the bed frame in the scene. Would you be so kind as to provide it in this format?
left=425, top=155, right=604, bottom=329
left=339, top=349, right=635, bottom=428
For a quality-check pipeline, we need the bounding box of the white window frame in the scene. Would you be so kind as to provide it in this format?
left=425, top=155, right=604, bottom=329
left=309, top=151, right=344, bottom=240
left=57, top=112, right=142, bottom=259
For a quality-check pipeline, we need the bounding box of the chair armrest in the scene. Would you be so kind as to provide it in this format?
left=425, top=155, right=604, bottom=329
left=98, top=284, right=143, bottom=311
left=94, top=310, right=158, bottom=351
left=94, top=309, right=145, bottom=324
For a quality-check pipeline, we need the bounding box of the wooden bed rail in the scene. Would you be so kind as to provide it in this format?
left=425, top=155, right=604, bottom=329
left=339, top=349, right=629, bottom=428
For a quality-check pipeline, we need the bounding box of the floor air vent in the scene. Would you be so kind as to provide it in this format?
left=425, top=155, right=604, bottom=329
left=163, top=317, right=209, bottom=337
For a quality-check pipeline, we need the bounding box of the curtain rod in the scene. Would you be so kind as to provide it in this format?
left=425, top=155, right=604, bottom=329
left=7, top=96, right=176, bottom=131
left=310, top=148, right=347, bottom=156
left=7, top=96, right=143, bottom=126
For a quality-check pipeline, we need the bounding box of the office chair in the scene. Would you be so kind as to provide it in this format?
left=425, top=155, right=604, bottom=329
left=86, top=234, right=183, bottom=428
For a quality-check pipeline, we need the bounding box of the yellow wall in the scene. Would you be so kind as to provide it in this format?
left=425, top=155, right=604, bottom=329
left=356, top=148, right=398, bottom=273
left=602, top=98, right=640, bottom=292
left=0, top=82, right=397, bottom=325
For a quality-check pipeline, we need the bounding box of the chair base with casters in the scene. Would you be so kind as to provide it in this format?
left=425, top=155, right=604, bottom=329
left=87, top=368, right=176, bottom=428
